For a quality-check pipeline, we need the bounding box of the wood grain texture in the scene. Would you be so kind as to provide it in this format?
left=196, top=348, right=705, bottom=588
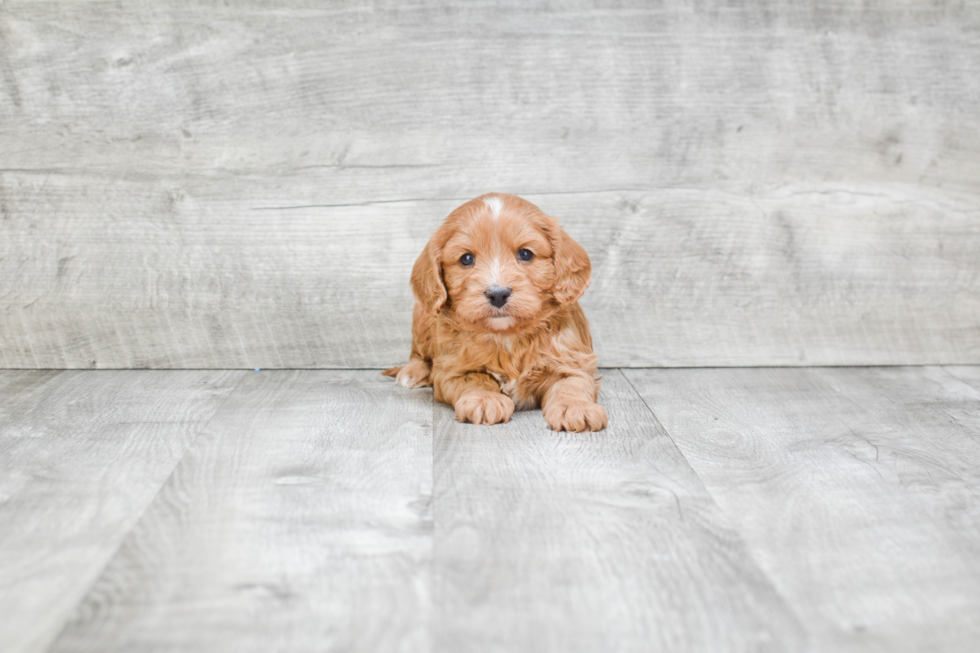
left=624, top=367, right=980, bottom=652
left=1, top=1, right=979, bottom=368
left=943, top=365, right=980, bottom=391
left=0, top=369, right=243, bottom=653
left=4, top=368, right=979, bottom=650
left=2, top=185, right=977, bottom=369
left=48, top=370, right=433, bottom=653
left=433, top=370, right=804, bottom=652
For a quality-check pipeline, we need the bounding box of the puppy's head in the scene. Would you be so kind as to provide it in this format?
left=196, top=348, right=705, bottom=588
left=412, top=193, right=591, bottom=332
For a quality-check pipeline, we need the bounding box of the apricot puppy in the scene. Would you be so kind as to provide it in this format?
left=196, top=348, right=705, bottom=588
left=383, top=193, right=607, bottom=432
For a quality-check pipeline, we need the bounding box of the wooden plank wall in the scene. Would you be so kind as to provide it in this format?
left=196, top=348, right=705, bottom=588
left=1, top=1, right=978, bottom=368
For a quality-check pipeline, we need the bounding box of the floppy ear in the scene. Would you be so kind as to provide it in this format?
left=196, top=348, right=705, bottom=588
left=549, top=221, right=592, bottom=306
left=411, top=238, right=448, bottom=315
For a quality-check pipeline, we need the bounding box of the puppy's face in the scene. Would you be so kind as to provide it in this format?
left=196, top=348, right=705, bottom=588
left=412, top=194, right=591, bottom=333
left=440, top=196, right=554, bottom=332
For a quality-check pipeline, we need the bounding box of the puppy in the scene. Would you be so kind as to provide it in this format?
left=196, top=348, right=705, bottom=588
left=383, top=193, right=607, bottom=432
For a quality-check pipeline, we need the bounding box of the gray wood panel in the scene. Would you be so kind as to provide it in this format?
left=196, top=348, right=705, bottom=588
left=433, top=371, right=804, bottom=652
left=1, top=1, right=979, bottom=368
left=624, top=367, right=980, bottom=652
left=48, top=370, right=433, bottom=653
left=2, top=185, right=977, bottom=369
left=0, top=369, right=243, bottom=653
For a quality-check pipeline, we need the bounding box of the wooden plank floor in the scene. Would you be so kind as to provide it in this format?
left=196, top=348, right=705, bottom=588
left=2, top=367, right=978, bottom=652
left=623, top=367, right=980, bottom=653
left=0, top=370, right=245, bottom=653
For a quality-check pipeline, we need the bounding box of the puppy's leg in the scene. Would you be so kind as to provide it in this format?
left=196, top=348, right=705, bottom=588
left=383, top=359, right=432, bottom=388
left=383, top=301, right=434, bottom=387
left=542, top=372, right=607, bottom=432
left=435, top=371, right=514, bottom=425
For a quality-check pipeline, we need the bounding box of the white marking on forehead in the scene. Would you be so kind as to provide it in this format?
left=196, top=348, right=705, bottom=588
left=482, top=196, right=503, bottom=219
left=489, top=257, right=502, bottom=285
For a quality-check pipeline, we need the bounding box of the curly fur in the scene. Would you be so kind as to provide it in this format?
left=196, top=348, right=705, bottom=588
left=383, top=193, right=607, bottom=432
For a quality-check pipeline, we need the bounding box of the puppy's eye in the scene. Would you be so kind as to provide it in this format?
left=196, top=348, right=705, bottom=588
left=517, top=249, right=534, bottom=262
left=460, top=253, right=475, bottom=266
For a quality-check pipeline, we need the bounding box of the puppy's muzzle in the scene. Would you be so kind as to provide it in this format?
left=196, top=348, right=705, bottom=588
left=485, top=286, right=512, bottom=308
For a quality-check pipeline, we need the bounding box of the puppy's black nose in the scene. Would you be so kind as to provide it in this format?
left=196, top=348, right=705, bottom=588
left=485, top=286, right=512, bottom=308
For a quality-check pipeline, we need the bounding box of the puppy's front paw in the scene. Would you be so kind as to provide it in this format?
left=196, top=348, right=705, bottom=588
left=383, top=359, right=432, bottom=388
left=544, top=401, right=608, bottom=432
left=455, top=392, right=514, bottom=425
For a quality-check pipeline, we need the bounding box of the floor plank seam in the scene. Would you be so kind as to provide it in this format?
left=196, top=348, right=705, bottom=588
left=617, top=369, right=689, bottom=457
left=618, top=368, right=726, bottom=504
left=38, top=371, right=251, bottom=653
left=819, top=366, right=979, bottom=442
left=939, top=365, right=980, bottom=399
left=617, top=367, right=813, bottom=640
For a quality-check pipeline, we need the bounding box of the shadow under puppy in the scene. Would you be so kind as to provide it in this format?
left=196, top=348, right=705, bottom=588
left=384, top=193, right=607, bottom=432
